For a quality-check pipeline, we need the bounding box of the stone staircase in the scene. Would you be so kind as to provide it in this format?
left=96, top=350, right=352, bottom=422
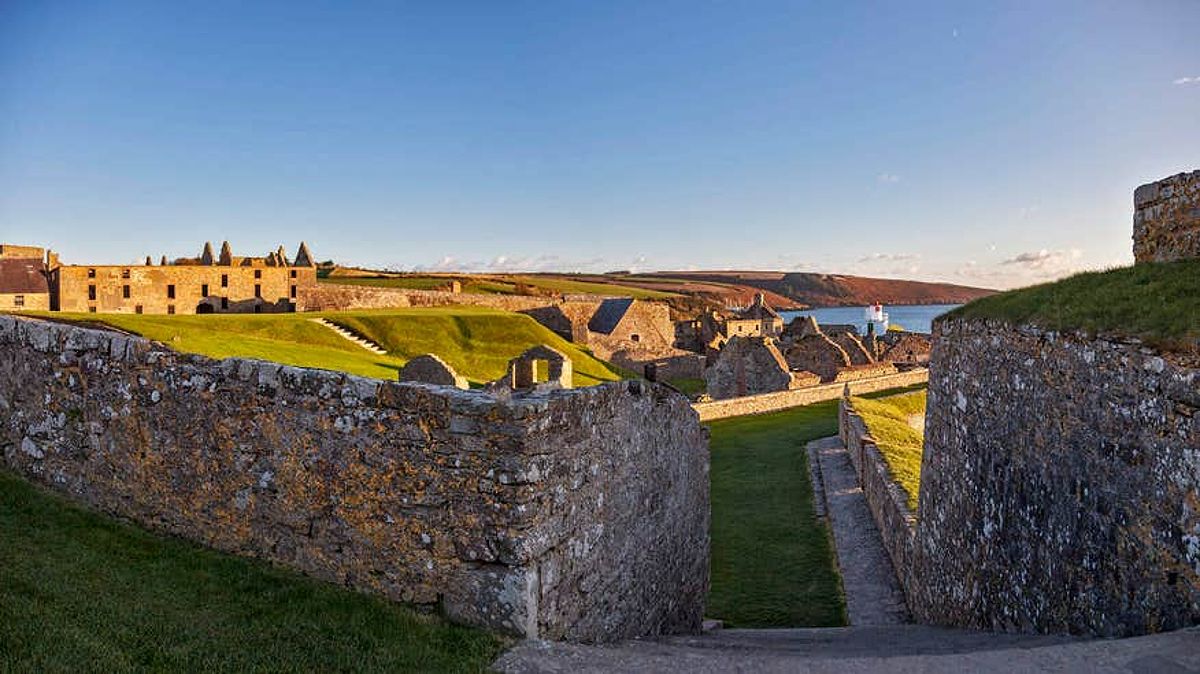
left=309, top=318, right=388, bottom=355
left=494, top=625, right=1200, bottom=673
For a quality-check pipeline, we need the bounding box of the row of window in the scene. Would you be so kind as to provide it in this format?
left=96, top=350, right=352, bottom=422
left=85, top=268, right=299, bottom=280
left=86, top=283, right=294, bottom=299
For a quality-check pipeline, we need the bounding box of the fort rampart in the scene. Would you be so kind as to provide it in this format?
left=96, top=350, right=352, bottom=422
left=0, top=315, right=709, bottom=643
left=893, top=318, right=1198, bottom=636
left=1134, top=170, right=1200, bottom=263
left=295, top=283, right=579, bottom=314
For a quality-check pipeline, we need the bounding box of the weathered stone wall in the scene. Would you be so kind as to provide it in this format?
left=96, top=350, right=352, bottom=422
left=693, top=368, right=929, bottom=422
left=784, top=334, right=852, bottom=382
left=0, top=315, right=709, bottom=643
left=833, top=362, right=898, bottom=383
left=914, top=317, right=1199, bottom=636
left=703, top=336, right=795, bottom=400
left=296, top=283, right=566, bottom=313
left=1133, top=170, right=1200, bottom=263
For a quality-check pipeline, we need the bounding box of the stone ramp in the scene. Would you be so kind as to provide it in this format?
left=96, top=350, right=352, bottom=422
left=493, top=626, right=1200, bottom=673
left=807, top=436, right=909, bottom=625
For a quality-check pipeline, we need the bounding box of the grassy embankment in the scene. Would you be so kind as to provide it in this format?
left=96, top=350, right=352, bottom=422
left=848, top=391, right=927, bottom=511
left=31, top=307, right=627, bottom=387
left=947, top=259, right=1200, bottom=352
left=0, top=470, right=503, bottom=672
left=320, top=275, right=679, bottom=300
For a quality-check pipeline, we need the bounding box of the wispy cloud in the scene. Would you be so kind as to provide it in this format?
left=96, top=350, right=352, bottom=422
left=858, top=252, right=920, bottom=263
left=877, top=173, right=901, bottom=184
left=1173, top=76, right=1200, bottom=85
left=998, top=248, right=1086, bottom=283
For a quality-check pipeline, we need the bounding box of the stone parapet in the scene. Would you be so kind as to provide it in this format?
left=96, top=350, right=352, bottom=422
left=0, top=315, right=709, bottom=643
left=1133, top=170, right=1200, bottom=262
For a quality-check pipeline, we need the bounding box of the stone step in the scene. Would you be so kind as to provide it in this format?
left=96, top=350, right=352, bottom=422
left=308, top=318, right=389, bottom=355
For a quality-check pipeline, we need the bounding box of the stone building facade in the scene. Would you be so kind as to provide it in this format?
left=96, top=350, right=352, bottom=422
left=0, top=314, right=710, bottom=643
left=52, top=241, right=318, bottom=315
left=1133, top=170, right=1200, bottom=262
left=0, top=244, right=51, bottom=311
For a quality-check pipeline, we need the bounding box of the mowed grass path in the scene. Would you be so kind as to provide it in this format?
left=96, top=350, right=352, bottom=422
left=707, top=401, right=846, bottom=628
left=0, top=470, right=503, bottom=672
left=707, top=385, right=927, bottom=628
left=32, top=307, right=625, bottom=386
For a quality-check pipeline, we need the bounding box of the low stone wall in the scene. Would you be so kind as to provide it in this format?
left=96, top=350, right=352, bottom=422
left=296, top=283, right=565, bottom=313
left=0, top=315, right=709, bottom=643
left=833, top=361, right=898, bottom=383
left=913, top=317, right=1199, bottom=636
left=838, top=395, right=918, bottom=613
left=694, top=368, right=928, bottom=422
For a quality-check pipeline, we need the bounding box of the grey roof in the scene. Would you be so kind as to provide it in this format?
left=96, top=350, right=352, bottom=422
left=588, top=298, right=635, bottom=334
left=0, top=258, right=49, bottom=294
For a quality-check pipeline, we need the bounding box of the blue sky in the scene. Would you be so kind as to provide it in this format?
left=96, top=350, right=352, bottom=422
left=1, top=1, right=1197, bottom=288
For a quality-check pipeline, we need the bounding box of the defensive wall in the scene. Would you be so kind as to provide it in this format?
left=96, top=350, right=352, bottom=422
left=693, top=368, right=928, bottom=422
left=840, top=319, right=1200, bottom=637
left=1134, top=170, right=1200, bottom=262
left=0, top=315, right=709, bottom=643
left=295, top=283, right=574, bottom=313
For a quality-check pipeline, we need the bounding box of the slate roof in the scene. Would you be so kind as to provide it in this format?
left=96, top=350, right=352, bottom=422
left=588, top=298, right=635, bottom=334
left=738, top=301, right=782, bottom=321
left=0, top=258, right=49, bottom=294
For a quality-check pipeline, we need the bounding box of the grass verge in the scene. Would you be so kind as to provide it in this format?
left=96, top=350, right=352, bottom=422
left=946, top=260, right=1200, bottom=352
left=849, top=391, right=927, bottom=511
left=0, top=469, right=504, bottom=672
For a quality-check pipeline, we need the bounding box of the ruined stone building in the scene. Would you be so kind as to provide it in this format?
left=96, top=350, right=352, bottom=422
left=0, top=245, right=51, bottom=311
left=703, top=336, right=820, bottom=400
left=680, top=293, right=786, bottom=357
left=1, top=241, right=318, bottom=315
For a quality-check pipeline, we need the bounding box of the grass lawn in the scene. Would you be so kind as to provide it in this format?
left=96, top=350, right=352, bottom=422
left=26, top=307, right=626, bottom=387
left=948, top=259, right=1200, bottom=352
left=849, top=391, right=927, bottom=511
left=706, top=401, right=846, bottom=628
left=0, top=469, right=504, bottom=672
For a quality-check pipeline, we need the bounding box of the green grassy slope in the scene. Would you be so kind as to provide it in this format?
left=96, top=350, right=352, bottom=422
left=947, top=260, right=1200, bottom=351
left=850, top=391, right=927, bottom=511
left=29, top=308, right=625, bottom=386
left=329, top=308, right=626, bottom=386
left=0, top=470, right=503, bottom=672
left=706, top=401, right=847, bottom=628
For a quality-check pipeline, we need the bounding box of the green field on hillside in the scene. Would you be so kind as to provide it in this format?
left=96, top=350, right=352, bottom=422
left=320, top=275, right=677, bottom=299
left=29, top=308, right=625, bottom=386
left=849, top=391, right=927, bottom=511
left=0, top=470, right=503, bottom=672
left=948, top=260, right=1200, bottom=351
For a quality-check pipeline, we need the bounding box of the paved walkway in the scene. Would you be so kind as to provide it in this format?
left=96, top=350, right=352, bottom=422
left=808, top=436, right=909, bottom=625
left=493, top=626, right=1200, bottom=673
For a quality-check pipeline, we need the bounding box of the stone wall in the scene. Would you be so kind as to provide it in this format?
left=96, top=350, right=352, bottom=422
left=1133, top=170, right=1200, bottom=263
left=296, top=283, right=567, bottom=314
left=693, top=368, right=929, bottom=422
left=703, top=336, right=795, bottom=400
left=839, top=395, right=918, bottom=611
left=833, top=362, right=898, bottom=383
left=913, top=317, right=1199, bottom=636
left=0, top=315, right=709, bottom=643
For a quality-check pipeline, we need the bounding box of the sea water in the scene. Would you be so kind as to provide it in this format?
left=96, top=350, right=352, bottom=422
left=778, top=304, right=960, bottom=335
